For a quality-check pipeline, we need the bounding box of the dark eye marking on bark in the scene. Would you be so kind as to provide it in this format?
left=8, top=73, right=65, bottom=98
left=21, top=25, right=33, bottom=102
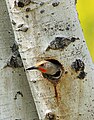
left=5, top=43, right=23, bottom=68
left=71, top=59, right=86, bottom=79
left=46, top=37, right=79, bottom=51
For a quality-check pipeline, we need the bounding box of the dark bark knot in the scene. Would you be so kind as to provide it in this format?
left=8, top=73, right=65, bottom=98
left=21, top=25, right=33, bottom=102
left=7, top=43, right=23, bottom=68
left=77, top=71, right=86, bottom=79
left=71, top=59, right=86, bottom=79
left=46, top=36, right=79, bottom=51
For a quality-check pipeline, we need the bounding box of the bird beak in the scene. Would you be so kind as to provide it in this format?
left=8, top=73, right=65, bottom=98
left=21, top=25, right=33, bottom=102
left=26, top=66, right=38, bottom=70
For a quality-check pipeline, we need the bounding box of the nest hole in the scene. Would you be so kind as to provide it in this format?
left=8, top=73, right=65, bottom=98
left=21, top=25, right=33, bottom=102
left=42, top=59, right=64, bottom=81
left=45, top=59, right=62, bottom=68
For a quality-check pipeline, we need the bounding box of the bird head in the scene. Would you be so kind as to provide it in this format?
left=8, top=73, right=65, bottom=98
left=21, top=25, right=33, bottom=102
left=26, top=61, right=49, bottom=73
left=26, top=60, right=59, bottom=75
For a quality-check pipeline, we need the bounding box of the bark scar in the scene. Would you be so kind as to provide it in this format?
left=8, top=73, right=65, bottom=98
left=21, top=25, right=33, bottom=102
left=54, top=84, right=59, bottom=104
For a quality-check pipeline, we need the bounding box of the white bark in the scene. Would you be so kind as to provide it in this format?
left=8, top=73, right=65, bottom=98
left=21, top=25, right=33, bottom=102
left=0, top=0, right=39, bottom=120
left=5, top=0, right=94, bottom=120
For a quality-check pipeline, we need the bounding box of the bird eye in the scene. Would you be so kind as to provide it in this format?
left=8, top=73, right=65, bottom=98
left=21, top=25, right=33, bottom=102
left=40, top=64, right=44, bottom=66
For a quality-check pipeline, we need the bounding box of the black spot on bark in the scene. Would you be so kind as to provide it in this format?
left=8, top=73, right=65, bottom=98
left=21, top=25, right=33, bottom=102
left=45, top=112, right=55, bottom=120
left=52, top=2, right=60, bottom=7
left=14, top=91, right=23, bottom=100
left=12, top=20, right=16, bottom=25
left=40, top=2, right=44, bottom=6
left=66, top=27, right=69, bottom=30
left=77, top=71, right=86, bottom=79
left=26, top=7, right=31, bottom=12
left=17, top=0, right=31, bottom=7
left=51, top=13, right=54, bottom=15
left=44, top=28, right=47, bottom=31
left=71, top=37, right=79, bottom=42
left=65, top=71, right=68, bottom=74
left=15, top=119, right=21, bottom=120
left=71, top=59, right=85, bottom=72
left=25, top=15, right=29, bottom=18
left=18, top=1, right=24, bottom=7
left=40, top=9, right=45, bottom=14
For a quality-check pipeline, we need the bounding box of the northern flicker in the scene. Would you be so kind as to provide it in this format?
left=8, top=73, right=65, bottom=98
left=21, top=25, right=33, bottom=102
left=26, top=59, right=64, bottom=99
left=26, top=59, right=64, bottom=84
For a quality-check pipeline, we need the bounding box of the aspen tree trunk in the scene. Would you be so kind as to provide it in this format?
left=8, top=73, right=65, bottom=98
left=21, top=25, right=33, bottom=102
left=5, top=0, right=94, bottom=120
left=0, top=0, right=39, bottom=120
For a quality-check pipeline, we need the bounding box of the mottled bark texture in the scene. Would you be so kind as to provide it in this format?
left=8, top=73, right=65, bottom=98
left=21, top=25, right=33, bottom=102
left=5, top=0, right=94, bottom=120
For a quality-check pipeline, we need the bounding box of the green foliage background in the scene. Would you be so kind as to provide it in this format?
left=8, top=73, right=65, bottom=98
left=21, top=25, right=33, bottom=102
left=77, top=0, right=94, bottom=62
